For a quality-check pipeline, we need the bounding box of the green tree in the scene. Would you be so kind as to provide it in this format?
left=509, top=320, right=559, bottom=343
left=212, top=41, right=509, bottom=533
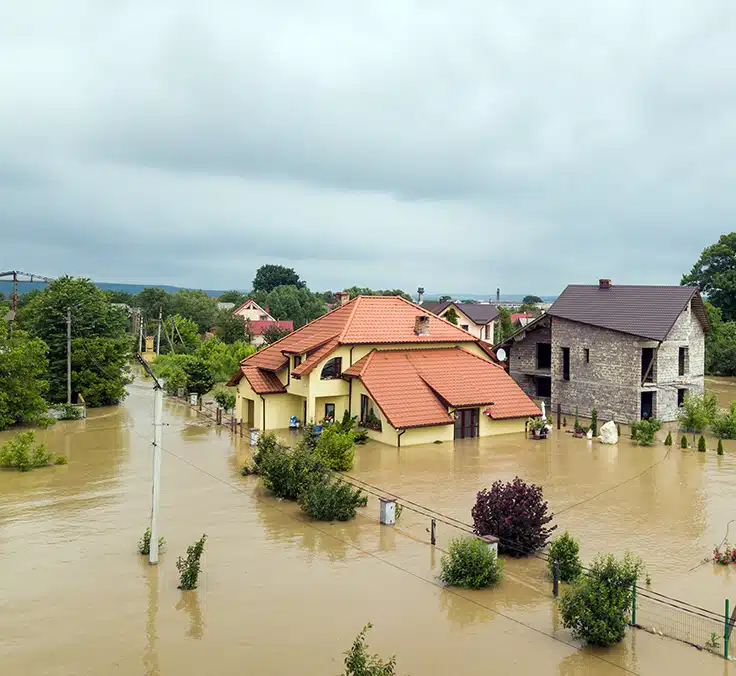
left=170, top=289, right=219, bottom=333
left=677, top=391, right=717, bottom=433
left=342, top=624, right=398, bottom=676
left=443, top=307, right=459, bottom=325
left=257, top=285, right=328, bottom=328
left=183, top=358, right=215, bottom=397
left=0, top=323, right=49, bottom=430
left=523, top=295, right=543, bottom=304
left=214, top=311, right=246, bottom=344
left=682, top=233, right=736, bottom=321
left=316, top=425, right=355, bottom=471
left=217, top=290, right=248, bottom=306
left=343, top=286, right=411, bottom=301
left=161, top=314, right=200, bottom=354
left=704, top=302, right=736, bottom=376
left=252, top=264, right=305, bottom=293
left=134, top=287, right=173, bottom=328
left=262, top=325, right=292, bottom=345
left=20, top=276, right=129, bottom=405
left=440, top=537, right=503, bottom=589
left=71, top=336, right=132, bottom=406
left=547, top=531, right=583, bottom=582
left=560, top=552, right=643, bottom=647
left=104, top=290, right=135, bottom=306
left=494, top=306, right=514, bottom=342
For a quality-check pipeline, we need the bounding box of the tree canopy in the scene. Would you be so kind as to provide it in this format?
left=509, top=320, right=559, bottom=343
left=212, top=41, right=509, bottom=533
left=214, top=311, right=246, bottom=344
left=342, top=286, right=412, bottom=301
left=704, top=302, right=736, bottom=376
left=682, top=233, right=736, bottom=321
left=253, top=285, right=328, bottom=328
left=522, top=295, right=543, bottom=304
left=252, top=265, right=305, bottom=293
left=217, top=290, right=248, bottom=306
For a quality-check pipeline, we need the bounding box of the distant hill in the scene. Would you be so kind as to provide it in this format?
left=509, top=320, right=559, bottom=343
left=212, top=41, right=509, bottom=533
left=0, top=280, right=231, bottom=298
left=422, top=292, right=557, bottom=303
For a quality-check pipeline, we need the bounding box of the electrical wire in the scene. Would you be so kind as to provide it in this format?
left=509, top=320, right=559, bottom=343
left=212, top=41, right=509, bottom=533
left=129, top=425, right=639, bottom=676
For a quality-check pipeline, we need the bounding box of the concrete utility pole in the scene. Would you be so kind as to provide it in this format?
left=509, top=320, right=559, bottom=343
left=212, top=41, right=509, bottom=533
left=66, top=308, right=72, bottom=404
left=138, top=312, right=144, bottom=353
left=156, top=306, right=162, bottom=356
left=149, top=385, right=163, bottom=564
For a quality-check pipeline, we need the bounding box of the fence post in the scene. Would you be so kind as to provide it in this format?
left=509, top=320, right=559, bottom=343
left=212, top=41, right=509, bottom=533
left=553, top=563, right=560, bottom=598
left=631, top=582, right=637, bottom=626
left=430, top=519, right=436, bottom=545
left=725, top=598, right=730, bottom=661
left=557, top=403, right=561, bottom=430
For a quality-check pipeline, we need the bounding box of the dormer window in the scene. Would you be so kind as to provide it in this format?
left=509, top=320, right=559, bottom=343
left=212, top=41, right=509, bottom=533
left=320, top=357, right=342, bottom=380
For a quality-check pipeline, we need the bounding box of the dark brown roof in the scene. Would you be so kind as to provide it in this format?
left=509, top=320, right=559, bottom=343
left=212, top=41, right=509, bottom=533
left=547, top=284, right=710, bottom=341
left=421, top=301, right=499, bottom=325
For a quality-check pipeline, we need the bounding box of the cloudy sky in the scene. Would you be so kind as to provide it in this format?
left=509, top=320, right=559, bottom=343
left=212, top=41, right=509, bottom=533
left=1, top=2, right=735, bottom=296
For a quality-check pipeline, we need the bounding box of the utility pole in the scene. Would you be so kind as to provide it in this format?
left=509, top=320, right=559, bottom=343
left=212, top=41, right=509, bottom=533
left=66, top=308, right=72, bottom=404
left=149, top=384, right=163, bottom=564
left=156, top=306, right=162, bottom=356
left=138, top=312, right=144, bottom=353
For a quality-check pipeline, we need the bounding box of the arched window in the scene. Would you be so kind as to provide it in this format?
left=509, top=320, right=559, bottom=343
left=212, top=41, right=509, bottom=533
left=320, top=357, right=342, bottom=380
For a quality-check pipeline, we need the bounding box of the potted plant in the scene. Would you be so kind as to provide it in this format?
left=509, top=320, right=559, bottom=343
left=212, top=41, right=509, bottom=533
left=527, top=416, right=548, bottom=439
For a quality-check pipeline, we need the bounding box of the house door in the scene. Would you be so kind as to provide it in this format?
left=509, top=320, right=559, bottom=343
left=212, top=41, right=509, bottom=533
left=360, top=394, right=369, bottom=424
left=641, top=391, right=654, bottom=420
left=454, top=409, right=479, bottom=439
left=246, top=399, right=255, bottom=428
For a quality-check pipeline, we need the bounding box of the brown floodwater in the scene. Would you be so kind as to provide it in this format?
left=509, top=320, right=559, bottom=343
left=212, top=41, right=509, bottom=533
left=1, top=377, right=735, bottom=675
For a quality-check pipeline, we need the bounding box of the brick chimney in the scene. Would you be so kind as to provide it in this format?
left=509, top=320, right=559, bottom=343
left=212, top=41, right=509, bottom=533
left=417, top=287, right=425, bottom=305
left=414, top=314, right=430, bottom=336
left=599, top=279, right=612, bottom=289
left=336, top=291, right=350, bottom=306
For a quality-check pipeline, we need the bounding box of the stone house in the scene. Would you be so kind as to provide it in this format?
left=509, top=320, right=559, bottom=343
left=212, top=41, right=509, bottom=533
left=496, top=280, right=710, bottom=423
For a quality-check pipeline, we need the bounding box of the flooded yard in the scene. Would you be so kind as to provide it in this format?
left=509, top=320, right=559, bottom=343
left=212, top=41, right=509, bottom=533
left=0, top=378, right=734, bottom=674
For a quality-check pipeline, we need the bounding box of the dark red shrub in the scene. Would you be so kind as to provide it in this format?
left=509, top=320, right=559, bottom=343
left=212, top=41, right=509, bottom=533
left=471, top=477, right=556, bottom=557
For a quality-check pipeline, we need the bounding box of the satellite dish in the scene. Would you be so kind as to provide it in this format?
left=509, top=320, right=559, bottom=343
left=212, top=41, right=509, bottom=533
left=496, top=348, right=507, bottom=362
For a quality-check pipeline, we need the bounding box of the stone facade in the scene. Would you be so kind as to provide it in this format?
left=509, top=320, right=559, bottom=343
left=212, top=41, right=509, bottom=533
left=507, top=300, right=707, bottom=423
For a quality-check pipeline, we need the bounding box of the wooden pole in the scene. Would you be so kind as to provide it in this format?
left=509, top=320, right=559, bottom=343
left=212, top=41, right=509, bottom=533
left=557, top=403, right=561, bottom=430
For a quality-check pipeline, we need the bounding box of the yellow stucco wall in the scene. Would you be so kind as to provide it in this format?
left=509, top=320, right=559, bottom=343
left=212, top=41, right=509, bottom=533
left=349, top=380, right=397, bottom=445
left=478, top=413, right=527, bottom=436
left=263, top=394, right=303, bottom=429
left=400, top=424, right=454, bottom=446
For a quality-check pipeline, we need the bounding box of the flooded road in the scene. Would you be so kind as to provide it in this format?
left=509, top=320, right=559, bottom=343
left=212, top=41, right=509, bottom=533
left=0, top=378, right=734, bottom=675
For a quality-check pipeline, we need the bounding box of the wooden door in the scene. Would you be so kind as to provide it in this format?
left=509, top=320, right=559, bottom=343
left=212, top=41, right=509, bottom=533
left=454, top=409, right=479, bottom=439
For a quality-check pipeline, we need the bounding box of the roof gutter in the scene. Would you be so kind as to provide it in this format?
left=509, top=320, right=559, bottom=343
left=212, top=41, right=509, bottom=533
left=397, top=429, right=405, bottom=448
left=259, top=394, right=266, bottom=430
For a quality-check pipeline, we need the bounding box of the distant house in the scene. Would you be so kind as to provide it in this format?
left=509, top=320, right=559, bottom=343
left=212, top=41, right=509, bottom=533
left=421, top=300, right=498, bottom=343
left=217, top=301, right=236, bottom=311
left=496, top=280, right=710, bottom=422
left=510, top=312, right=536, bottom=328
left=227, top=296, right=538, bottom=446
left=232, top=298, right=294, bottom=346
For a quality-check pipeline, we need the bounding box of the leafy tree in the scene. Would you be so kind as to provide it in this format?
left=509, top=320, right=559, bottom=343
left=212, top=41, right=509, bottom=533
left=523, top=295, right=543, bottom=304
left=217, top=290, right=248, bottom=306
left=213, top=311, right=246, bottom=344
left=195, top=337, right=255, bottom=381
left=176, top=534, right=207, bottom=590
left=161, top=314, right=200, bottom=354
left=440, top=537, right=503, bottom=589
left=443, top=307, right=459, bottom=325
left=630, top=418, right=661, bottom=446
left=104, top=290, right=135, bottom=306
left=298, top=478, right=367, bottom=521
left=547, top=532, right=583, bottom=582
left=252, top=264, right=305, bottom=293
left=342, top=624, right=398, bottom=676
left=170, top=289, right=219, bottom=333
left=0, top=323, right=49, bottom=430
left=518, top=302, right=541, bottom=315
left=214, top=390, right=236, bottom=412
left=681, top=233, right=736, bottom=321
left=262, top=324, right=292, bottom=344
left=71, top=336, right=132, bottom=406
left=256, top=285, right=328, bottom=328
left=677, top=391, right=717, bottom=433
left=471, top=477, right=556, bottom=556
left=343, top=286, right=411, bottom=301
left=712, top=402, right=736, bottom=439
left=316, top=425, right=355, bottom=471
left=134, top=287, right=173, bottom=328
left=493, top=306, right=514, bottom=342
left=258, top=435, right=329, bottom=500
left=703, top=302, right=736, bottom=376
left=183, top=358, right=215, bottom=397
left=20, top=276, right=129, bottom=405
left=560, top=552, right=643, bottom=646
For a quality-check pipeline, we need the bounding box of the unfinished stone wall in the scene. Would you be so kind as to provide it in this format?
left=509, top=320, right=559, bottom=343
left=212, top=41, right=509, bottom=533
left=507, top=319, right=551, bottom=399
left=551, top=318, right=642, bottom=423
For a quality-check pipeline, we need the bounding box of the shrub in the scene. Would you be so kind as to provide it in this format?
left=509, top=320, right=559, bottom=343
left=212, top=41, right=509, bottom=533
left=57, top=403, right=81, bottom=420
left=354, top=429, right=369, bottom=445
left=176, top=534, right=207, bottom=590
left=630, top=418, right=661, bottom=446
left=258, top=435, right=329, bottom=501
left=471, top=477, right=556, bottom=556
left=678, top=392, right=717, bottom=433
left=680, top=435, right=688, bottom=449
left=718, top=439, right=724, bottom=456
left=343, top=623, right=397, bottom=676
left=712, top=402, right=736, bottom=439
left=548, top=531, right=583, bottom=583
left=252, top=431, right=288, bottom=469
left=36, top=416, right=57, bottom=429
left=0, top=431, right=64, bottom=471
left=664, top=431, right=672, bottom=446
left=214, top=390, right=236, bottom=413
left=698, top=435, right=707, bottom=452
left=590, top=408, right=598, bottom=436
left=298, top=478, right=367, bottom=521
left=559, top=552, right=643, bottom=646
left=55, top=455, right=68, bottom=465
left=440, top=537, right=503, bottom=589
left=333, top=410, right=357, bottom=434
left=316, top=425, right=355, bottom=471
left=138, top=527, right=165, bottom=555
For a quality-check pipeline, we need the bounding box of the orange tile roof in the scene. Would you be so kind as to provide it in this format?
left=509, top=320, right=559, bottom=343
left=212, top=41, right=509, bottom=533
left=241, top=366, right=286, bottom=394
left=345, top=347, right=539, bottom=428
left=292, top=337, right=340, bottom=377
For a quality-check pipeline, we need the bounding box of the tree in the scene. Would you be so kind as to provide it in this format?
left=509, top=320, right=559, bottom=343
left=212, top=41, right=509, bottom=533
left=161, top=314, right=200, bottom=354
left=71, top=336, right=132, bottom=406
left=471, top=477, right=556, bottom=556
left=682, top=233, right=736, bottom=321
left=20, top=276, right=130, bottom=405
left=704, top=302, right=736, bottom=376
left=523, top=295, right=543, bottom=304
left=343, top=286, right=411, bottom=301
left=316, top=425, right=355, bottom=470
left=443, top=307, right=459, bottom=325
left=170, top=289, right=219, bottom=333
left=104, top=290, right=135, bottom=306
left=298, top=478, right=367, bottom=521
left=440, top=537, right=503, bottom=589
left=493, top=307, right=514, bottom=342
left=342, top=624, right=398, bottom=676
left=183, top=358, right=215, bottom=397
left=262, top=324, right=292, bottom=344
left=0, top=323, right=49, bottom=430
left=252, top=264, right=305, bottom=293
left=134, top=287, right=173, bottom=329
left=712, top=402, right=736, bottom=439
left=257, top=285, right=328, bottom=328
left=547, top=532, right=583, bottom=582
left=214, top=390, right=236, bottom=412
left=218, top=290, right=248, bottom=306
left=560, top=552, right=643, bottom=646
left=439, top=295, right=452, bottom=303
left=677, top=391, right=717, bottom=433
left=214, top=311, right=246, bottom=344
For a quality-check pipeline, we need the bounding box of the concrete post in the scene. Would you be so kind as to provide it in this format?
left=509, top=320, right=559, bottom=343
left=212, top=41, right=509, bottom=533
left=379, top=498, right=396, bottom=525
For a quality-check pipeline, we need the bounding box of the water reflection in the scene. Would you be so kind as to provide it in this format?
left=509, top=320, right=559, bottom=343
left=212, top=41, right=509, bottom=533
left=176, top=591, right=204, bottom=640
left=142, top=559, right=160, bottom=676
left=439, top=587, right=493, bottom=628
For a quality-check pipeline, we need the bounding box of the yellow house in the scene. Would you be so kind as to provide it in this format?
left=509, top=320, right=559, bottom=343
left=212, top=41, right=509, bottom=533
left=227, top=296, right=539, bottom=447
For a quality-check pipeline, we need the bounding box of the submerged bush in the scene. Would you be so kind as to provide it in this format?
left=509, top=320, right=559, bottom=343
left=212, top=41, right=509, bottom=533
left=57, top=403, right=81, bottom=420
left=560, top=552, right=643, bottom=647
left=138, top=527, right=166, bottom=555
left=298, top=478, right=367, bottom=521
left=680, top=434, right=688, bottom=449
left=718, top=439, right=724, bottom=456
left=0, top=431, right=65, bottom=471
left=664, top=431, right=673, bottom=446
left=471, top=477, right=555, bottom=556
left=440, top=537, right=503, bottom=589
left=630, top=418, right=661, bottom=446
left=548, top=531, right=583, bottom=582
left=259, top=437, right=329, bottom=501
left=678, top=392, right=717, bottom=433
left=343, top=623, right=398, bottom=676
left=176, top=534, right=207, bottom=590
left=316, top=425, right=355, bottom=471
left=698, top=435, right=707, bottom=452
left=712, top=402, right=736, bottom=440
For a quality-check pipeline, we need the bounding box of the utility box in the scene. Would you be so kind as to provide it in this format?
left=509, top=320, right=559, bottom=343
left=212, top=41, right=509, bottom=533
left=482, top=535, right=499, bottom=556
left=249, top=428, right=260, bottom=446
left=379, top=498, right=396, bottom=525
left=189, top=393, right=198, bottom=406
